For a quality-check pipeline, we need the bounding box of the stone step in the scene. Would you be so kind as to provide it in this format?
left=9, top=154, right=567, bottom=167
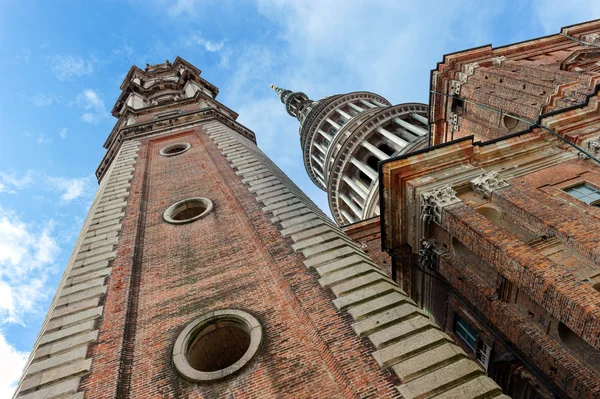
left=330, top=272, right=388, bottom=297
left=396, top=358, right=483, bottom=399
left=292, top=231, right=345, bottom=252
left=348, top=291, right=407, bottom=321
left=333, top=281, right=397, bottom=310
left=315, top=254, right=371, bottom=276
left=39, top=320, right=96, bottom=346
left=353, top=302, right=424, bottom=337
left=35, top=330, right=99, bottom=359
left=18, top=377, right=80, bottom=399
left=391, top=342, right=466, bottom=383
left=426, top=374, right=503, bottom=399
left=20, top=358, right=92, bottom=392
left=368, top=315, right=435, bottom=349
left=26, top=346, right=87, bottom=375
left=318, top=263, right=382, bottom=288
left=373, top=328, right=449, bottom=368
left=304, top=247, right=365, bottom=269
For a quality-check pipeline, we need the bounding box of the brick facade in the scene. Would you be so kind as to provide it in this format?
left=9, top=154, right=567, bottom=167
left=382, top=20, right=600, bottom=399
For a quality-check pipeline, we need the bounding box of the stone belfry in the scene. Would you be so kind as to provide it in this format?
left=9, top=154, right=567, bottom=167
left=14, top=57, right=504, bottom=399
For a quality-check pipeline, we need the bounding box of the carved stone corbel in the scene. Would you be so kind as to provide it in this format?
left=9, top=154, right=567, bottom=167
left=421, top=186, right=461, bottom=224
left=418, top=239, right=440, bottom=271
left=588, top=137, right=600, bottom=155
left=470, top=171, right=509, bottom=198
left=582, top=33, right=600, bottom=45
left=491, top=56, right=506, bottom=67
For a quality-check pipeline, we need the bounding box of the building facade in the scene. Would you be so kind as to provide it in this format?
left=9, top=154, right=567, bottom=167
left=13, top=58, right=504, bottom=399
left=381, top=20, right=600, bottom=399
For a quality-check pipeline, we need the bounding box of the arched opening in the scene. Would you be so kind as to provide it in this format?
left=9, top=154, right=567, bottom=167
left=367, top=156, right=379, bottom=171
left=378, top=143, right=396, bottom=157
left=557, top=322, right=600, bottom=368
left=503, top=114, right=519, bottom=130
left=358, top=171, right=371, bottom=187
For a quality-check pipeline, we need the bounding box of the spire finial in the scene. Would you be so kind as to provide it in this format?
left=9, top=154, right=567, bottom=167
left=270, top=84, right=313, bottom=121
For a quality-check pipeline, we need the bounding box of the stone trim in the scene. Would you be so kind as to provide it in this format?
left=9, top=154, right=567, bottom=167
left=14, top=140, right=140, bottom=399
left=172, top=309, right=263, bottom=382
left=470, top=171, right=510, bottom=198
left=163, top=197, right=214, bottom=224
left=159, top=142, right=191, bottom=157
left=206, top=122, right=507, bottom=399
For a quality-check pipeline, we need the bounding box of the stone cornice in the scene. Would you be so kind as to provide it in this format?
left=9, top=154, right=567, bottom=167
left=96, top=108, right=255, bottom=181
left=104, top=91, right=239, bottom=149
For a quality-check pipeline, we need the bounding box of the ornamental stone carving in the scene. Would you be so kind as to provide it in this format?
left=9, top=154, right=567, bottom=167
left=450, top=80, right=461, bottom=96
left=421, top=186, right=461, bottom=224
left=582, top=33, right=600, bottom=45
left=491, top=55, right=506, bottom=66
left=418, top=239, right=440, bottom=271
left=470, top=171, right=509, bottom=198
left=457, top=62, right=479, bottom=84
left=588, top=137, right=600, bottom=155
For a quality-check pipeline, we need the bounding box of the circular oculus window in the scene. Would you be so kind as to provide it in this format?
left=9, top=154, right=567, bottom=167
left=163, top=198, right=214, bottom=224
left=160, top=142, right=191, bottom=157
left=173, top=309, right=263, bottom=382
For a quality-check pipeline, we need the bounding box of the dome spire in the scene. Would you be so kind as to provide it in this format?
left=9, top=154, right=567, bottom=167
left=270, top=83, right=313, bottom=121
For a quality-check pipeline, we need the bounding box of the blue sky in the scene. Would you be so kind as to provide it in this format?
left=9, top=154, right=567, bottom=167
left=0, top=0, right=599, bottom=396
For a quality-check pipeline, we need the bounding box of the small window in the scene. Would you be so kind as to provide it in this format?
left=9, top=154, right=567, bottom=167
left=172, top=309, right=263, bottom=382
left=451, top=98, right=464, bottom=115
left=160, top=142, right=191, bottom=157
left=564, top=183, right=600, bottom=206
left=454, top=315, right=478, bottom=352
left=163, top=198, right=214, bottom=224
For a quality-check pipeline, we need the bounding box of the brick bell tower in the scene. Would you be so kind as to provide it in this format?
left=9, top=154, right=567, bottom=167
left=14, top=58, right=504, bottom=399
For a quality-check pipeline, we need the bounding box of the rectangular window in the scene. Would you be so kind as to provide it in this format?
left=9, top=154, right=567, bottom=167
left=454, top=315, right=478, bottom=352
left=564, top=183, right=600, bottom=206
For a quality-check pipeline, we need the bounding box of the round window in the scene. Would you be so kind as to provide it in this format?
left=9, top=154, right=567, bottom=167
left=160, top=142, right=191, bottom=157
left=163, top=198, right=214, bottom=224
left=173, top=309, right=263, bottom=382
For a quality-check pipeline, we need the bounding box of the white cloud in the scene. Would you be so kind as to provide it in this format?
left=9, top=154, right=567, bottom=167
left=0, top=331, right=28, bottom=398
left=0, top=171, right=34, bottom=194
left=532, top=0, right=600, bottom=34
left=0, top=207, right=59, bottom=325
left=166, top=0, right=201, bottom=17
left=49, top=55, right=96, bottom=81
left=58, top=128, right=68, bottom=139
left=47, top=176, right=94, bottom=203
left=37, top=134, right=52, bottom=145
left=76, top=89, right=106, bottom=124
left=32, top=93, right=58, bottom=107
left=184, top=33, right=226, bottom=52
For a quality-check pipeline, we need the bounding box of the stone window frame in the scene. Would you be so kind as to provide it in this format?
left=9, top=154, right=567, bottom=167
left=172, top=309, right=263, bottom=382
left=159, top=142, right=191, bottom=157
left=163, top=197, right=214, bottom=224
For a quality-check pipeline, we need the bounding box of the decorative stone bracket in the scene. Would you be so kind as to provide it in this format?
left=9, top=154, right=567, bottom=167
left=421, top=186, right=461, bottom=225
left=470, top=171, right=509, bottom=198
left=582, top=33, right=600, bottom=45
left=588, top=137, right=600, bottom=155
left=491, top=55, right=506, bottom=67
left=449, top=112, right=460, bottom=132
left=418, top=239, right=441, bottom=271
left=457, top=62, right=479, bottom=84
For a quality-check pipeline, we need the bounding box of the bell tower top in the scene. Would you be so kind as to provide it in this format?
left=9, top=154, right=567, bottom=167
left=96, top=57, right=255, bottom=181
